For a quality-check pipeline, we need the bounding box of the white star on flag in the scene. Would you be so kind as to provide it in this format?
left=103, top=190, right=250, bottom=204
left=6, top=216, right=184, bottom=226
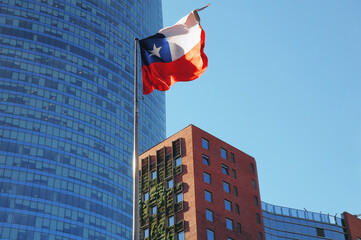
left=149, top=44, right=162, bottom=58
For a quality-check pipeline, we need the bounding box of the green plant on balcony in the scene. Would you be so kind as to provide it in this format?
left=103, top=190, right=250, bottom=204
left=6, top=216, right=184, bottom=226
left=174, top=165, right=182, bottom=176
left=174, top=201, right=183, bottom=213
left=150, top=215, right=157, bottom=238
left=174, top=182, right=183, bottom=194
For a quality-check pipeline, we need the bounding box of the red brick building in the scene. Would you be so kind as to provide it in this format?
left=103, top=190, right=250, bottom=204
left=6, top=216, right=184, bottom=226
left=139, top=125, right=264, bottom=240
left=343, top=212, right=361, bottom=240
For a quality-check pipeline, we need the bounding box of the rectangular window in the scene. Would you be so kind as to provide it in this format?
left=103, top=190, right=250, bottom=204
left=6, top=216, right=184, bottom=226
left=207, top=229, right=215, bottom=240
left=316, top=228, right=325, bottom=237
left=232, top=169, right=236, bottom=179
left=230, top=152, right=235, bottom=163
left=235, top=204, right=240, bottom=215
left=143, top=228, right=149, bottom=238
left=256, top=213, right=261, bottom=224
left=250, top=163, right=255, bottom=174
left=258, top=232, right=263, bottom=240
left=143, top=192, right=149, bottom=201
left=203, top=155, right=210, bottom=166
left=151, top=170, right=156, bottom=180
left=168, top=215, right=175, bottom=226
left=224, top=199, right=232, bottom=211
left=176, top=192, right=183, bottom=203
left=221, top=148, right=227, bottom=159
left=237, top=223, right=242, bottom=233
left=233, top=186, right=238, bottom=196
left=206, top=209, right=213, bottom=222
left=151, top=206, right=157, bottom=215
left=202, top=138, right=209, bottom=150
left=223, top=181, right=230, bottom=193
left=175, top=157, right=182, bottom=167
left=203, top=172, right=211, bottom=184
left=254, top=196, right=259, bottom=206
left=205, top=190, right=212, bottom=202
left=167, top=179, right=174, bottom=189
left=252, top=179, right=257, bottom=189
left=177, top=231, right=184, bottom=240
left=226, top=218, right=233, bottom=230
left=222, top=164, right=229, bottom=175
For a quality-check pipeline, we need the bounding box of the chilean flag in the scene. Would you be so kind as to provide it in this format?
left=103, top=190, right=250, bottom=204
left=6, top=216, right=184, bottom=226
left=139, top=10, right=208, bottom=95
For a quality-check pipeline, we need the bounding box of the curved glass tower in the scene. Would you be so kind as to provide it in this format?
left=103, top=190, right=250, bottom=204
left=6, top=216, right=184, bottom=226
left=0, top=0, right=165, bottom=239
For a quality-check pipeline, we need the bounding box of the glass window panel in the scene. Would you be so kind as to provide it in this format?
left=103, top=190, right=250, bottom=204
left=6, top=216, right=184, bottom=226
left=223, top=181, right=230, bottom=193
left=226, top=218, right=233, bottom=230
left=203, top=155, right=210, bottom=166
left=202, top=138, right=209, bottom=150
left=207, top=229, right=215, bottom=240
left=225, top=199, right=231, bottom=211
left=205, top=190, right=212, bottom=202
left=203, top=172, right=211, bottom=184
left=221, top=148, right=227, bottom=159
left=206, top=209, right=213, bottom=222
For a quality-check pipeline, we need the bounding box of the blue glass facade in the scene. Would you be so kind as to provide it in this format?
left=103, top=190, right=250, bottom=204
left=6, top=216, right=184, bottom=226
left=0, top=0, right=165, bottom=239
left=262, top=202, right=347, bottom=240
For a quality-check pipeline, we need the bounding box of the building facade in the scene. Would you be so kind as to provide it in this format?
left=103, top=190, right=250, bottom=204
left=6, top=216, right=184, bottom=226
left=343, top=212, right=361, bottom=240
left=262, top=201, right=350, bottom=240
left=139, top=125, right=264, bottom=240
left=0, top=0, right=165, bottom=239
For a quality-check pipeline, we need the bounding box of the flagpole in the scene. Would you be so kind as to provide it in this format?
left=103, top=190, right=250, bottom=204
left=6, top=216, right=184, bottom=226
left=133, top=38, right=140, bottom=240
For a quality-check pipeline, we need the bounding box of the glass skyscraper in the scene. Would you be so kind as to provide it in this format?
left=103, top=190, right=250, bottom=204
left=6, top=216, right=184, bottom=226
left=262, top=202, right=347, bottom=240
left=0, top=0, right=165, bottom=239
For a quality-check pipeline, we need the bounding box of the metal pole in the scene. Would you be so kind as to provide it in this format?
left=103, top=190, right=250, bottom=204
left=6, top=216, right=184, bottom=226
left=133, top=38, right=140, bottom=240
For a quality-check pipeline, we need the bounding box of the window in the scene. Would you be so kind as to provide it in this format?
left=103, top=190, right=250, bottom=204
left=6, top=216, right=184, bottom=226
left=167, top=179, right=173, bottom=189
left=151, top=206, right=157, bottom=215
left=143, top=192, right=149, bottom=201
left=235, top=204, right=240, bottom=215
left=222, top=164, right=229, bottom=175
left=151, top=171, right=156, bottom=180
left=223, top=181, right=230, bottom=193
left=232, top=169, right=236, bottom=179
left=254, top=196, right=259, bottom=206
left=221, top=148, right=227, bottom=159
left=233, top=186, right=238, bottom=196
left=207, top=229, right=215, bottom=240
left=177, top=231, right=184, bottom=240
left=237, top=222, right=242, bottom=233
left=202, top=138, right=209, bottom=150
left=206, top=209, right=213, bottom=222
left=256, top=213, right=261, bottom=224
left=316, top=228, right=325, bottom=237
left=176, top=192, right=183, bottom=203
left=205, top=190, right=212, bottom=202
left=168, top=215, right=174, bottom=226
left=203, top=172, right=211, bottom=184
left=143, top=228, right=149, bottom=238
left=228, top=238, right=233, bottom=240
left=252, top=179, right=257, bottom=189
left=224, top=199, right=232, bottom=211
left=175, top=157, right=182, bottom=167
left=258, top=232, right=263, bottom=240
left=250, top=163, right=255, bottom=174
left=226, top=218, right=233, bottom=230
left=230, top=152, right=235, bottom=163
left=203, top=155, right=210, bottom=166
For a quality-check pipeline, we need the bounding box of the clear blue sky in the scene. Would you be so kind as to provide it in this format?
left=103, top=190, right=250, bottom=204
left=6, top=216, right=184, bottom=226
left=161, top=0, right=361, bottom=215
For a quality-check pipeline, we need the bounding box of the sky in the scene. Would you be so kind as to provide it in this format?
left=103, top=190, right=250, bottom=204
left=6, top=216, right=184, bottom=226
left=161, top=0, right=361, bottom=216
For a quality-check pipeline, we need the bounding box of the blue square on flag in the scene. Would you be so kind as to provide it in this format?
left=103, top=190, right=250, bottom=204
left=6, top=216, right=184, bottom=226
left=139, top=33, right=172, bottom=66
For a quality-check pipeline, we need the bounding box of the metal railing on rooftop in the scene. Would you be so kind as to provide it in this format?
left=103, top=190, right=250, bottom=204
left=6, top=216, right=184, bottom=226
left=261, top=201, right=343, bottom=226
